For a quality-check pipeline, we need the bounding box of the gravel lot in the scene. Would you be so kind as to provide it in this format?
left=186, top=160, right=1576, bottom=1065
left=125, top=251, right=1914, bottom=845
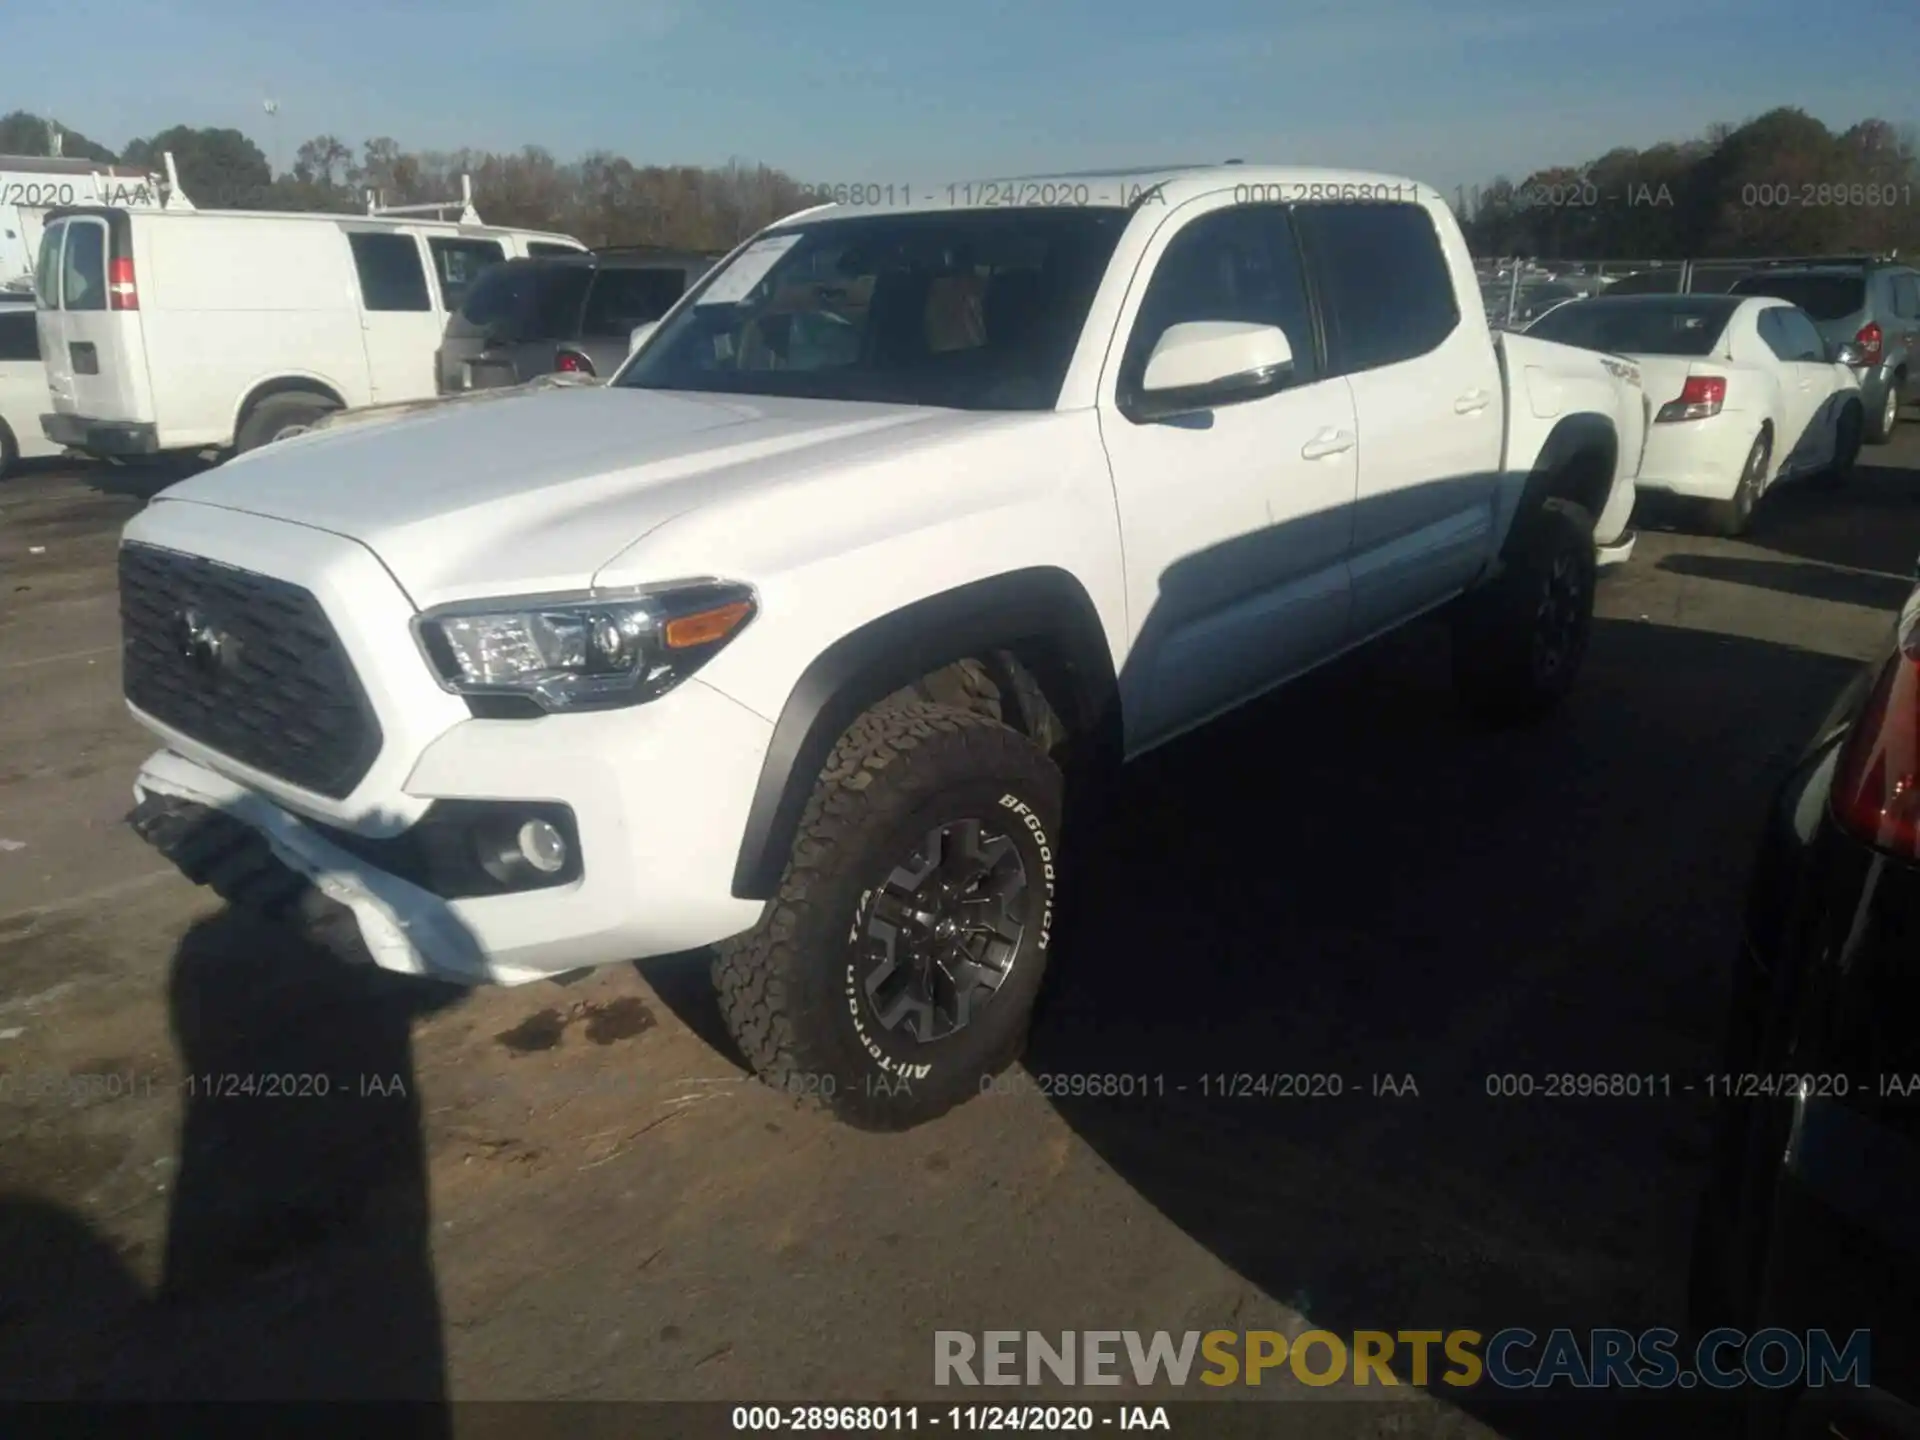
left=3, top=436, right=1918, bottom=1435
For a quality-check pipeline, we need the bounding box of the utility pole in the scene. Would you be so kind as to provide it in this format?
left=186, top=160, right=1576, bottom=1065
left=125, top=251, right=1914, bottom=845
left=262, top=96, right=280, bottom=177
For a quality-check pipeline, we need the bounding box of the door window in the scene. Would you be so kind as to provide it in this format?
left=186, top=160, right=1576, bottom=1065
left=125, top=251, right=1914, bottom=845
left=1892, top=273, right=1920, bottom=319
left=427, top=237, right=505, bottom=313
left=33, top=221, right=64, bottom=309
left=1118, top=203, right=1318, bottom=409
left=0, top=309, right=38, bottom=361
left=1295, top=202, right=1458, bottom=374
left=60, top=221, right=107, bottom=312
left=348, top=232, right=432, bottom=312
left=1774, top=307, right=1827, bottom=362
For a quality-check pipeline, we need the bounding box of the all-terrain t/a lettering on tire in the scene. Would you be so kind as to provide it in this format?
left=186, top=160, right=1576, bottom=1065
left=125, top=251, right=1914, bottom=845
left=714, top=702, right=1063, bottom=1130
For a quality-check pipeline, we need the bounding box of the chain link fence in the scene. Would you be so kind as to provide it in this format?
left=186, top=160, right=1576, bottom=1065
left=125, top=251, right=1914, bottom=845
left=1475, top=252, right=1905, bottom=330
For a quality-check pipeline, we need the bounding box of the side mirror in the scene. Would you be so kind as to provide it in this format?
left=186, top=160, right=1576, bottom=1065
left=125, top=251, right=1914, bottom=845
left=628, top=321, right=659, bottom=355
left=1135, top=321, right=1294, bottom=420
left=1834, top=341, right=1865, bottom=367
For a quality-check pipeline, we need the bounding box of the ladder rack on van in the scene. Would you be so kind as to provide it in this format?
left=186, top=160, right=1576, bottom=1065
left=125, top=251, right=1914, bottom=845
left=366, top=174, right=482, bottom=226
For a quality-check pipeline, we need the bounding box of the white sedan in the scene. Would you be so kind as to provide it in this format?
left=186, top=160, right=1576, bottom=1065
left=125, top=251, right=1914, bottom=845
left=1526, top=293, right=1865, bottom=536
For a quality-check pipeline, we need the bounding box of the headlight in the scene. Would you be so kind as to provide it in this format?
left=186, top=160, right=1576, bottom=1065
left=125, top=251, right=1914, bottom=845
left=414, top=579, right=756, bottom=713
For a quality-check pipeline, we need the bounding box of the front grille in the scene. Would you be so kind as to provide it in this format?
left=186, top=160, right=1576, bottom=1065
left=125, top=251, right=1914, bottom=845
left=119, top=542, right=383, bottom=798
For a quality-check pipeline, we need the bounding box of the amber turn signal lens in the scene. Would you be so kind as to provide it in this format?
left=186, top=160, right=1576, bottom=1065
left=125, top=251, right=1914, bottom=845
left=663, top=600, right=753, bottom=650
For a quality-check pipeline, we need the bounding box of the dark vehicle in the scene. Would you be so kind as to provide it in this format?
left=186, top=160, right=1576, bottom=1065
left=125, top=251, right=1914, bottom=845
left=1691, top=568, right=1920, bottom=1437
left=1728, top=261, right=1920, bottom=443
left=435, top=247, right=719, bottom=392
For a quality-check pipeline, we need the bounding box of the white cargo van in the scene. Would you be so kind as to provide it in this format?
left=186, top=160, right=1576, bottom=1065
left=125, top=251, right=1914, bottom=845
left=33, top=205, right=586, bottom=457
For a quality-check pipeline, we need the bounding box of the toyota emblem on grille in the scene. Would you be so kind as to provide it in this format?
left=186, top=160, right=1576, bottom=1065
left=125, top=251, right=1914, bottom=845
left=176, top=607, right=232, bottom=679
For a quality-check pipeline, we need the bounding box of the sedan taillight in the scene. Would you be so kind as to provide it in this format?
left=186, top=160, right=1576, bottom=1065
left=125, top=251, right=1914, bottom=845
left=1654, top=375, right=1726, bottom=423
left=1831, top=608, right=1920, bottom=859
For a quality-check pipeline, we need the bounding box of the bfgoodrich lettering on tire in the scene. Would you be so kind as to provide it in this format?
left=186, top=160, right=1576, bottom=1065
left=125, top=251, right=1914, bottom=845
left=714, top=701, right=1062, bottom=1130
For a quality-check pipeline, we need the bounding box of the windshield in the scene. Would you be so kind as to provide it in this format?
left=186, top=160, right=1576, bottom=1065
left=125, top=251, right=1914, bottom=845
left=1526, top=296, right=1738, bottom=356
left=1727, top=272, right=1866, bottom=322
left=616, top=208, right=1130, bottom=410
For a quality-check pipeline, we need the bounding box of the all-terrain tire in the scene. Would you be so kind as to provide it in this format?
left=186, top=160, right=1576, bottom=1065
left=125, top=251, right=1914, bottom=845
left=713, top=701, right=1063, bottom=1130
left=234, top=392, right=338, bottom=453
left=1451, top=497, right=1597, bottom=726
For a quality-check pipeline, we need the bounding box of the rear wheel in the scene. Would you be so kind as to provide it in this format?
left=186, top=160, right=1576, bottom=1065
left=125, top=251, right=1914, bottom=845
left=1451, top=497, right=1597, bottom=726
left=234, top=392, right=339, bottom=453
left=0, top=419, right=17, bottom=480
left=1812, top=401, right=1863, bottom=490
left=1705, top=431, right=1769, bottom=537
left=1867, top=376, right=1902, bottom=444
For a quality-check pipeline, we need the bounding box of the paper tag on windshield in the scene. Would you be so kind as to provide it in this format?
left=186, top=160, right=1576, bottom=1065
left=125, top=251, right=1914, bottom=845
left=696, top=234, right=803, bottom=306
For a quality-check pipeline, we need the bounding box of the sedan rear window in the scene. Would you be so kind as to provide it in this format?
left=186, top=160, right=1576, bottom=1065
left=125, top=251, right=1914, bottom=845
left=1728, top=273, right=1866, bottom=321
left=1526, top=297, right=1737, bottom=356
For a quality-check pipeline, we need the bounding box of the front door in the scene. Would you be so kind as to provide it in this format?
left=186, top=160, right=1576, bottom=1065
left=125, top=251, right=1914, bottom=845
left=1097, top=198, right=1358, bottom=753
left=344, top=228, right=443, bottom=404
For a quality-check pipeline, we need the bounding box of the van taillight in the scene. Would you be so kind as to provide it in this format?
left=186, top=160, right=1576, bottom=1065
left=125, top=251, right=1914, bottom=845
left=1654, top=375, right=1725, bottom=422
left=1855, top=322, right=1883, bottom=366
left=108, top=256, right=138, bottom=310
left=1831, top=620, right=1920, bottom=859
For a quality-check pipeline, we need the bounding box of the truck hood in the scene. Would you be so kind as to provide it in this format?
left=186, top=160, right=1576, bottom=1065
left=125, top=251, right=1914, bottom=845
left=153, top=385, right=963, bottom=606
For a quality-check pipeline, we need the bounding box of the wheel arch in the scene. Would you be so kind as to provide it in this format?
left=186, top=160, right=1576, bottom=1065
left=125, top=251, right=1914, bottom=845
left=230, top=374, right=348, bottom=443
left=730, top=566, right=1121, bottom=900
left=1500, top=412, right=1618, bottom=556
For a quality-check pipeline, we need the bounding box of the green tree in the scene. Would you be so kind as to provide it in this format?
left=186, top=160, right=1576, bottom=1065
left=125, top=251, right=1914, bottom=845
left=0, top=110, right=118, bottom=163
left=122, top=126, right=272, bottom=208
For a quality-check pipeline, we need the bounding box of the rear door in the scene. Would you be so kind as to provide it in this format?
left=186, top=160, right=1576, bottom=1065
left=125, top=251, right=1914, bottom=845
left=576, top=266, right=689, bottom=374
left=37, top=211, right=151, bottom=424
left=1888, top=271, right=1920, bottom=376
left=1295, top=199, right=1504, bottom=638
left=344, top=228, right=441, bottom=403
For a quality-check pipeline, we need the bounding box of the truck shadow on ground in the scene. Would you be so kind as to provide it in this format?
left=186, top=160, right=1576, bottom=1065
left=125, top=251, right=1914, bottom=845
left=0, top=904, right=461, bottom=1420
left=1024, top=475, right=1916, bottom=1436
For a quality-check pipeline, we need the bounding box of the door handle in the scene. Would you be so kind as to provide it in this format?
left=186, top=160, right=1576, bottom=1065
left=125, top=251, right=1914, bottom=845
left=1300, top=429, right=1355, bottom=460
left=1453, top=389, right=1491, bottom=415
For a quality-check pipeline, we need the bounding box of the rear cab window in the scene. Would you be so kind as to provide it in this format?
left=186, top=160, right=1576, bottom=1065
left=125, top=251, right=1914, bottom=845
left=428, top=237, right=505, bottom=313
left=347, top=231, right=433, bottom=311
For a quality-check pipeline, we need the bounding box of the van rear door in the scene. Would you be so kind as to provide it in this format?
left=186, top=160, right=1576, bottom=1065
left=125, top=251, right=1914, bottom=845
left=35, top=209, right=156, bottom=447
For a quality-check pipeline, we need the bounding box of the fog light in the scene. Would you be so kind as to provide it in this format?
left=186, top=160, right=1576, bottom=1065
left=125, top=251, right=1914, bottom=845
left=517, top=819, right=567, bottom=874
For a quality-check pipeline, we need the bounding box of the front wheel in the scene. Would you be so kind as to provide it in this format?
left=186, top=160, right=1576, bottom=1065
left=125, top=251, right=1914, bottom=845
left=1451, top=497, right=1597, bottom=726
left=714, top=702, right=1062, bottom=1130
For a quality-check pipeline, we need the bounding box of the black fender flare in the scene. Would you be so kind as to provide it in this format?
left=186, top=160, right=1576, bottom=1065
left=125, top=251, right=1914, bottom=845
left=730, top=566, right=1119, bottom=899
left=1501, top=412, right=1618, bottom=553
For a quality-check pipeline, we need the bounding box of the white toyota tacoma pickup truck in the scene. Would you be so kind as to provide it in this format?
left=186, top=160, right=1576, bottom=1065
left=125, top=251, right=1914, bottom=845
left=121, top=166, right=1643, bottom=1129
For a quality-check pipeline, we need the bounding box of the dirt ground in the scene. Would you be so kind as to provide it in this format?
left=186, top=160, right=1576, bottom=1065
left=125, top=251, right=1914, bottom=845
left=4, top=436, right=1919, bottom=1435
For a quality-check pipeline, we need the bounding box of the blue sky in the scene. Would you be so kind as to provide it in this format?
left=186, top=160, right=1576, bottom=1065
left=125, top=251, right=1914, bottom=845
left=13, top=0, right=1919, bottom=195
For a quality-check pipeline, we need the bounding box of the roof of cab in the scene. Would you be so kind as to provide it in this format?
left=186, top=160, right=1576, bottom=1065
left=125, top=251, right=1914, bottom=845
left=772, top=163, right=1437, bottom=225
